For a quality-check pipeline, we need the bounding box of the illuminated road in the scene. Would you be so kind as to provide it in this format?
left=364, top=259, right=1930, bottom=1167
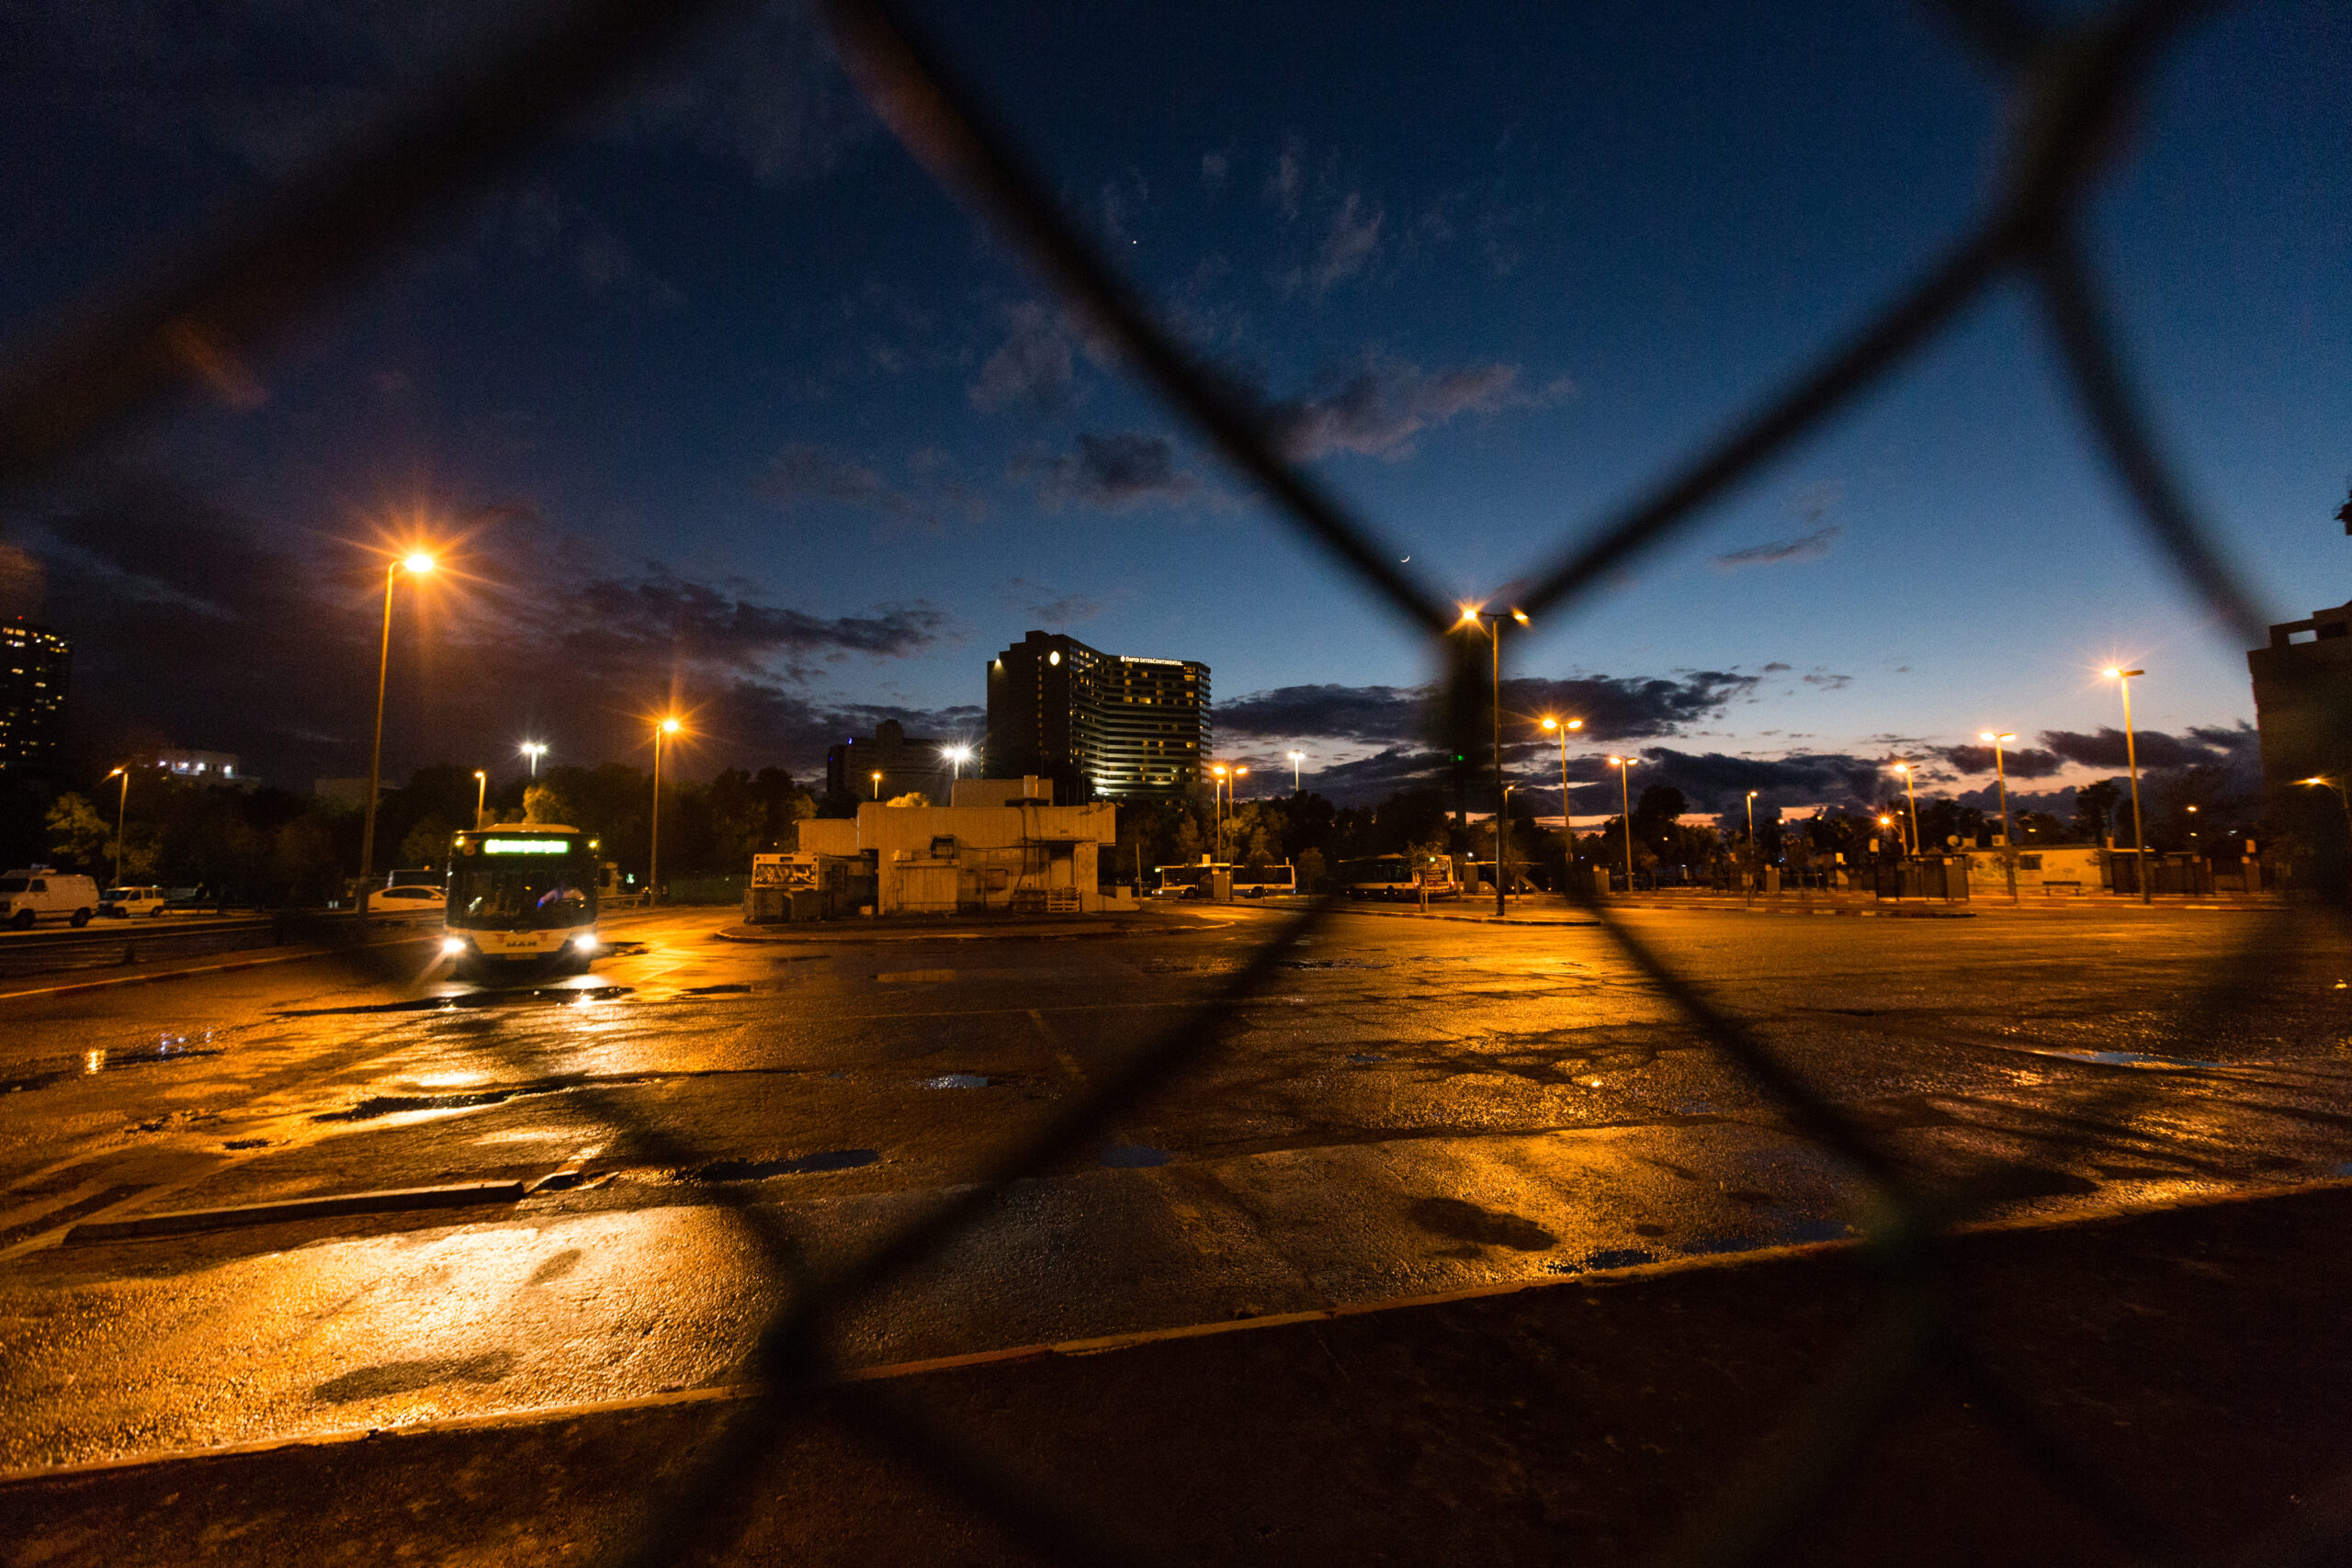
left=1, top=898, right=2344, bottom=1472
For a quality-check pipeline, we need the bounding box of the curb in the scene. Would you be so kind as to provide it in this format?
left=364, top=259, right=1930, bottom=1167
left=9, top=1172, right=2343, bottom=1488
left=62, top=1181, right=527, bottom=1245
left=0, top=932, right=439, bottom=1005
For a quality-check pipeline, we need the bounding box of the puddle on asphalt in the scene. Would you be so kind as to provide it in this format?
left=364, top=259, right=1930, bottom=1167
left=0, top=1033, right=223, bottom=1094
left=1346, top=1053, right=1387, bottom=1065
left=1101, top=1144, right=1170, bottom=1168
left=681, top=1149, right=881, bottom=1180
left=919, top=1074, right=989, bottom=1089
left=681, top=983, right=752, bottom=995
left=2029, top=1048, right=2223, bottom=1070
left=276, top=986, right=632, bottom=1017
left=1278, top=959, right=1390, bottom=970
left=311, top=1072, right=656, bottom=1122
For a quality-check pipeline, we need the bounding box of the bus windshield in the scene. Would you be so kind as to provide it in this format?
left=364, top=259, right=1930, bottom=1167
left=447, top=832, right=595, bottom=930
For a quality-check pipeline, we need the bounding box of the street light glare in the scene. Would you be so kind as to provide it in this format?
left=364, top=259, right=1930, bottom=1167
left=1510, top=609, right=1530, bottom=626
left=402, top=552, right=435, bottom=575
left=660, top=716, right=682, bottom=734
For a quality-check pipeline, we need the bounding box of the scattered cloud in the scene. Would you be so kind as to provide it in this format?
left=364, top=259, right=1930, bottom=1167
left=1266, top=356, right=1537, bottom=462
left=969, top=303, right=1079, bottom=414
left=1217, top=671, right=1761, bottom=748
left=1020, top=432, right=1198, bottom=511
left=1312, top=193, right=1385, bottom=292
left=1265, top=135, right=1305, bottom=220
left=1713, top=525, right=1842, bottom=571
left=1939, top=743, right=2064, bottom=779
left=2036, top=726, right=2250, bottom=772
left=999, top=578, right=1107, bottom=626
left=753, top=446, right=986, bottom=530
left=1801, top=671, right=1851, bottom=690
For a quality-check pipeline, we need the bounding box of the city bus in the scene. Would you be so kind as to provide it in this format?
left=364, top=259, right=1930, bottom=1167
left=440, top=824, right=602, bottom=976
left=1337, top=853, right=1460, bottom=901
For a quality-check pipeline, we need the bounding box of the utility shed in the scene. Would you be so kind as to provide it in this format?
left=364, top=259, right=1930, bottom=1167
left=797, top=797, right=1116, bottom=915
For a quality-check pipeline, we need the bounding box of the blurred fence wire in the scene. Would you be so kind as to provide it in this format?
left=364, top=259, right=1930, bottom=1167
left=0, top=0, right=2315, bottom=1562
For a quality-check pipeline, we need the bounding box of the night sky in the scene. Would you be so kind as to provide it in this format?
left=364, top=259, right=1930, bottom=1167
left=2, top=1, right=2345, bottom=818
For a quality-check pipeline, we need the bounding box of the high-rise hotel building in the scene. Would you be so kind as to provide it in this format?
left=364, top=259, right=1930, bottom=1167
left=986, top=630, right=1208, bottom=802
left=0, top=619, right=70, bottom=771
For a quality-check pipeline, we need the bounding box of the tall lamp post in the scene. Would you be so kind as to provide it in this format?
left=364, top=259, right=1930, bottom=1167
left=358, top=550, right=435, bottom=919
left=520, top=741, right=547, bottom=778
left=1541, top=716, right=1584, bottom=892
left=106, top=767, right=129, bottom=887
left=1745, top=789, right=1758, bottom=908
left=1288, top=750, right=1305, bottom=794
left=473, top=770, right=488, bottom=830
left=1458, top=604, right=1529, bottom=918
left=944, top=744, right=973, bottom=784
left=1607, top=756, right=1634, bottom=893
left=1982, top=731, right=2018, bottom=904
left=1894, top=761, right=1921, bottom=858
left=2103, top=668, right=2151, bottom=903
left=650, top=716, right=682, bottom=906
left=1209, top=763, right=1227, bottom=863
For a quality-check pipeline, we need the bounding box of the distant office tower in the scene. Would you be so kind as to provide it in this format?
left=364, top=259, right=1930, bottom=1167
left=986, top=630, right=1209, bottom=802
left=0, top=620, right=70, bottom=771
left=826, top=718, right=948, bottom=802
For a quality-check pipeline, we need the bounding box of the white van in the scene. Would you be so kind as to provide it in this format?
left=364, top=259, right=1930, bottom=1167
left=0, top=870, right=102, bottom=929
left=100, top=886, right=170, bottom=919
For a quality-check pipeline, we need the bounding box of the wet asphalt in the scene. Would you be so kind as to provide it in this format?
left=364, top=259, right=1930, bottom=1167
left=0, top=897, right=2344, bottom=1472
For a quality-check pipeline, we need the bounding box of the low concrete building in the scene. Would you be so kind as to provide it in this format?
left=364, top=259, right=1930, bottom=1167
left=1962, top=844, right=2108, bottom=896
left=797, top=782, right=1116, bottom=915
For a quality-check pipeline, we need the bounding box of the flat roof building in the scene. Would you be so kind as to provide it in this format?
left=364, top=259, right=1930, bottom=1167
left=986, top=630, right=1208, bottom=803
left=0, top=620, right=69, bottom=772
left=2249, top=596, right=2352, bottom=888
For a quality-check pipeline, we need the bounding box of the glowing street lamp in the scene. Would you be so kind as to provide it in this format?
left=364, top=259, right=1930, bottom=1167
left=2104, top=668, right=2151, bottom=903
left=871, top=769, right=884, bottom=800
left=650, top=716, right=683, bottom=906
left=1459, top=604, right=1530, bottom=917
left=520, top=741, right=548, bottom=778
left=1288, top=750, right=1305, bottom=793
left=943, top=744, right=974, bottom=782
left=473, top=770, right=488, bottom=830
left=2298, top=779, right=2351, bottom=871
left=358, top=549, right=435, bottom=918
left=105, top=767, right=129, bottom=887
left=1893, top=761, right=1921, bottom=857
left=1982, top=731, right=2018, bottom=903
left=1607, top=756, right=1635, bottom=892
left=1745, top=789, right=1758, bottom=907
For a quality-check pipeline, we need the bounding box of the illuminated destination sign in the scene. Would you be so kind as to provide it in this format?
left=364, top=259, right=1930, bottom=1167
left=481, top=837, right=572, bottom=855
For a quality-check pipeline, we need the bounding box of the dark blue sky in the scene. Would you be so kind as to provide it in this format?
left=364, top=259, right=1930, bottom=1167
left=2, top=0, right=2344, bottom=813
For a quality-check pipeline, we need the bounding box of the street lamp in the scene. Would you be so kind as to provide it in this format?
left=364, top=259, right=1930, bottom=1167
left=2104, top=668, right=2151, bottom=904
left=1459, top=604, right=1529, bottom=918
left=1288, top=750, right=1305, bottom=793
left=105, top=767, right=129, bottom=887
left=871, top=769, right=884, bottom=800
left=520, top=741, right=547, bottom=777
left=473, top=770, right=488, bottom=830
left=1607, top=756, right=1634, bottom=893
left=1893, top=761, right=1921, bottom=858
left=1745, top=789, right=1758, bottom=907
left=2297, top=779, right=2351, bottom=863
left=651, top=716, right=683, bottom=906
left=1981, top=732, right=2018, bottom=903
left=1210, top=763, right=1227, bottom=866
left=358, top=549, right=435, bottom=918
left=943, top=744, right=973, bottom=783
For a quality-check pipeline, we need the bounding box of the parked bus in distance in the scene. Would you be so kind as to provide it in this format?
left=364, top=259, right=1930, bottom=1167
left=1153, top=863, right=1212, bottom=897
left=441, top=824, right=601, bottom=976
left=1337, top=853, right=1459, bottom=901
left=1231, top=863, right=1296, bottom=898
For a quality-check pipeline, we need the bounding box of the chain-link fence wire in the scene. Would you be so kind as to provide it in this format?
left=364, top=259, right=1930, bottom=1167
left=1, top=0, right=2335, bottom=1561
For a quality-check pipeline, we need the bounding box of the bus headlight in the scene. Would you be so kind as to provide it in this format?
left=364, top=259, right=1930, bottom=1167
left=571, top=934, right=599, bottom=953
left=440, top=937, right=467, bottom=957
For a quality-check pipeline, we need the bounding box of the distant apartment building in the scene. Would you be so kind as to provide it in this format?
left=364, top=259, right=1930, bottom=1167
left=0, top=619, right=70, bottom=771
left=144, top=747, right=243, bottom=782
left=986, top=629, right=1209, bottom=802
left=825, top=718, right=949, bottom=802
left=2248, top=597, right=2352, bottom=797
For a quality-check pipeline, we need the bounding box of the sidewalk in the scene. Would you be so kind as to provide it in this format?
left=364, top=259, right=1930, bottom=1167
left=11, top=1180, right=2349, bottom=1565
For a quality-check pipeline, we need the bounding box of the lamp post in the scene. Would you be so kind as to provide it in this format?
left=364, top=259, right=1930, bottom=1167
left=1982, top=731, right=2018, bottom=903
left=1608, top=756, right=1634, bottom=893
left=944, top=744, right=973, bottom=784
left=651, top=716, right=681, bottom=906
left=1288, top=750, right=1304, bottom=793
left=2104, top=668, right=2150, bottom=903
left=520, top=741, right=547, bottom=778
left=1209, top=763, right=1227, bottom=863
left=871, top=770, right=884, bottom=801
left=1458, top=604, right=1528, bottom=918
left=106, top=767, right=129, bottom=886
left=1745, top=789, right=1758, bottom=908
left=1894, top=761, right=1921, bottom=858
left=358, top=550, right=435, bottom=919
left=473, top=770, right=488, bottom=830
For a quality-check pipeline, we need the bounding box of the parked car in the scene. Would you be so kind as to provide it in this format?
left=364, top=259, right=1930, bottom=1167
left=99, top=886, right=170, bottom=919
left=369, top=884, right=445, bottom=915
left=0, top=869, right=101, bottom=929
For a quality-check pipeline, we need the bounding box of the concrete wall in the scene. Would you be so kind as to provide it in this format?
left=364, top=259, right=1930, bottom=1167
left=1962, top=844, right=2108, bottom=895
left=788, top=802, right=1117, bottom=915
